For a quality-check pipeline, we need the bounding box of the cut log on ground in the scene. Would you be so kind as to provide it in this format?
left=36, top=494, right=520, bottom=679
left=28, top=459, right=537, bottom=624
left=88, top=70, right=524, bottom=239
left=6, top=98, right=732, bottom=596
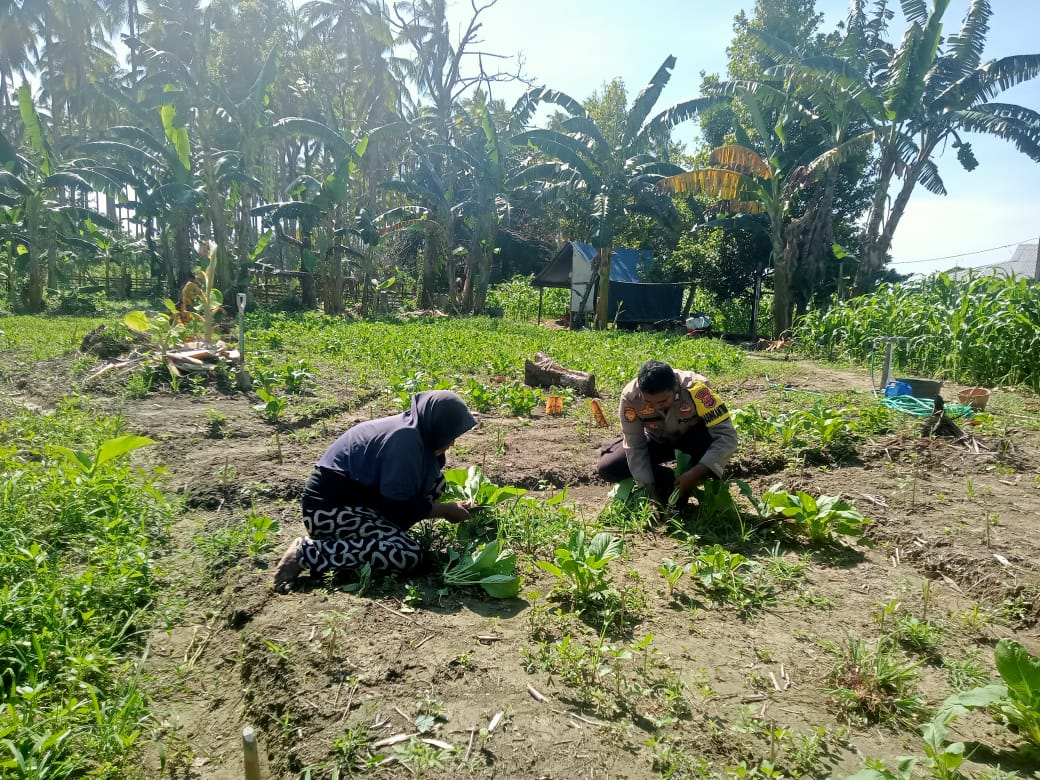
left=524, top=352, right=596, bottom=396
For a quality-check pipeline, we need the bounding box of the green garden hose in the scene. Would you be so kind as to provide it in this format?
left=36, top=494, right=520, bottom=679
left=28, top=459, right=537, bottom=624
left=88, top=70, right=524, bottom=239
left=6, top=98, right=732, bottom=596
left=881, top=395, right=975, bottom=420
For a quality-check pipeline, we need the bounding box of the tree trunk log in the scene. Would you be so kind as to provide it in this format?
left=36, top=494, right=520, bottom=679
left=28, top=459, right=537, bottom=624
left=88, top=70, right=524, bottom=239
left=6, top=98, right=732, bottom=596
left=523, top=352, right=596, bottom=396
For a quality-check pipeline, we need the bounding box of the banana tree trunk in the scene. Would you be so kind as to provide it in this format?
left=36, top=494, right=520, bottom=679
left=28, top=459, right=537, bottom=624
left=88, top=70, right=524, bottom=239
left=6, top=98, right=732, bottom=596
left=322, top=246, right=346, bottom=316
left=771, top=250, right=793, bottom=338
left=780, top=175, right=836, bottom=327
left=172, top=215, right=195, bottom=301
left=25, top=250, right=46, bottom=313
left=594, top=246, right=611, bottom=330
left=25, top=198, right=47, bottom=313
left=462, top=211, right=496, bottom=314
left=419, top=220, right=439, bottom=308
left=856, top=132, right=903, bottom=292
left=201, top=150, right=232, bottom=294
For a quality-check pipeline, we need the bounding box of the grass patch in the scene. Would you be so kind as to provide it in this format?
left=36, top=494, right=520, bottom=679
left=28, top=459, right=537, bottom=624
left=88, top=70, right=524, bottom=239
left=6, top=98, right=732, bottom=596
left=0, top=399, right=174, bottom=777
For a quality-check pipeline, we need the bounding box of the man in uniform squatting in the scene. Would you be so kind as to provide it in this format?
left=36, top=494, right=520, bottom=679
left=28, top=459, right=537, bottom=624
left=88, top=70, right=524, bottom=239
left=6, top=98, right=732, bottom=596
left=597, top=359, right=739, bottom=506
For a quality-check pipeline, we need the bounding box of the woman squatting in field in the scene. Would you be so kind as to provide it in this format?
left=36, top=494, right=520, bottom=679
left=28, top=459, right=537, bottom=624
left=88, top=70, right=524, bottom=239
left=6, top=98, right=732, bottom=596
left=274, top=390, right=477, bottom=592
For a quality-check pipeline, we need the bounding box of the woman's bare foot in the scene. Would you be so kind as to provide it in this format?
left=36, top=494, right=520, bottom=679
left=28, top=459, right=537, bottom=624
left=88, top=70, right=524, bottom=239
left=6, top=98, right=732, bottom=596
left=273, top=537, right=304, bottom=593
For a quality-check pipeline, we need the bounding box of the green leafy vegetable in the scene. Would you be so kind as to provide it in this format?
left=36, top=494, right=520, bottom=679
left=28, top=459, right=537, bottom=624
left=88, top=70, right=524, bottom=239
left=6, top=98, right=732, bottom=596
left=442, top=541, right=523, bottom=598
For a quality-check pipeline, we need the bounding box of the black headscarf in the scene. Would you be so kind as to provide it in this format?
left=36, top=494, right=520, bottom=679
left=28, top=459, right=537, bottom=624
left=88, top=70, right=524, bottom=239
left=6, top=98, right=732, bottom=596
left=408, top=390, right=478, bottom=452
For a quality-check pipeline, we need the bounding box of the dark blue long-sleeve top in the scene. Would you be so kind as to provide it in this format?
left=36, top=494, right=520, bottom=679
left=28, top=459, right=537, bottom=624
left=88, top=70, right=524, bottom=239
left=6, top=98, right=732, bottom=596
left=316, top=390, right=477, bottom=529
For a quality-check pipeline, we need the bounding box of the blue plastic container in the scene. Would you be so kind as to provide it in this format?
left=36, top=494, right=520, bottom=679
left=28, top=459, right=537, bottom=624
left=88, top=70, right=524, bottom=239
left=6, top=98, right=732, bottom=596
left=884, top=380, right=912, bottom=397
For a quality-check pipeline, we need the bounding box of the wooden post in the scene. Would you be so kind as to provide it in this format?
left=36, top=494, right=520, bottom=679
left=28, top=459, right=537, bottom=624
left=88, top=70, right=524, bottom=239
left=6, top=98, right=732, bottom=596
left=243, top=726, right=261, bottom=780
left=236, top=292, right=252, bottom=391
left=537, top=286, right=544, bottom=324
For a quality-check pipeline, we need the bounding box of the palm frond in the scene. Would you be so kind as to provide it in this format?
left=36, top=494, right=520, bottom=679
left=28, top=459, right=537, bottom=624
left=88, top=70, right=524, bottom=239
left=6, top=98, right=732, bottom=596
left=557, top=116, right=608, bottom=152
left=701, top=213, right=770, bottom=236
left=899, top=0, right=930, bottom=27
left=714, top=199, right=767, bottom=215
left=914, top=157, right=946, bottom=194
left=952, top=106, right=1040, bottom=161
left=639, top=96, right=721, bottom=142
left=40, top=172, right=93, bottom=191
left=933, top=54, right=1040, bottom=112
left=79, top=138, right=165, bottom=172
left=659, top=167, right=748, bottom=200
left=510, top=86, right=587, bottom=128
left=804, top=131, right=877, bottom=176
left=0, top=169, right=31, bottom=196
left=268, top=117, right=357, bottom=162
left=511, top=129, right=600, bottom=190
left=885, top=21, right=932, bottom=122
left=747, top=28, right=800, bottom=64
left=623, top=55, right=676, bottom=146
left=945, top=0, right=991, bottom=78
left=508, top=161, right=570, bottom=187
left=710, top=145, right=772, bottom=178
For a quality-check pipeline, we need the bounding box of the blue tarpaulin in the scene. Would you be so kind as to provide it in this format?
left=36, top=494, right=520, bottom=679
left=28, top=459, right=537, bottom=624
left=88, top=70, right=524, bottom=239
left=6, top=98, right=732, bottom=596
left=532, top=241, right=685, bottom=325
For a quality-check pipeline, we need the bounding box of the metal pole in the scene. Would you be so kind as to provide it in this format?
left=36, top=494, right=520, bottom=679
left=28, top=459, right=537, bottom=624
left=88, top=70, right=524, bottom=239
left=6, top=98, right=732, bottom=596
left=243, top=726, right=261, bottom=780
left=235, top=292, right=252, bottom=391
left=881, top=339, right=894, bottom=389
left=236, top=292, right=247, bottom=364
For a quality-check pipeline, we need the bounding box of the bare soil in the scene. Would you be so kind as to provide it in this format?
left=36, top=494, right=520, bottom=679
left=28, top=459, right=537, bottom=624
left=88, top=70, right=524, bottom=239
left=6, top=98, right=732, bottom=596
left=12, top=352, right=1040, bottom=779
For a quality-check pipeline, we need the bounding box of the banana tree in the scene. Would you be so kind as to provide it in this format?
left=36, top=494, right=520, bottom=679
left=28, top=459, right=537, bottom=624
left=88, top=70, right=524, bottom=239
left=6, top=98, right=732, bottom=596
left=252, top=118, right=369, bottom=313
left=847, top=0, right=1040, bottom=289
left=81, top=119, right=201, bottom=297
left=120, top=33, right=273, bottom=294
left=511, top=56, right=699, bottom=328
left=0, top=85, right=113, bottom=312
left=453, top=93, right=517, bottom=314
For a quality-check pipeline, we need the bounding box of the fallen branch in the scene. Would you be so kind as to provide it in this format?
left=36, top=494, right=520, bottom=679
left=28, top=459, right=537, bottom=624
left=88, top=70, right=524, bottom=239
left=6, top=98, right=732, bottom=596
left=526, top=683, right=548, bottom=703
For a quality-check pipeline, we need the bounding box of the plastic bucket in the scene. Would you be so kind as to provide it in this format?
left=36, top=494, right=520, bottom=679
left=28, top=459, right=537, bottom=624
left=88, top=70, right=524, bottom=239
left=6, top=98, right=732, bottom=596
left=957, top=387, right=991, bottom=410
left=884, top=380, right=912, bottom=398
left=895, top=377, right=942, bottom=398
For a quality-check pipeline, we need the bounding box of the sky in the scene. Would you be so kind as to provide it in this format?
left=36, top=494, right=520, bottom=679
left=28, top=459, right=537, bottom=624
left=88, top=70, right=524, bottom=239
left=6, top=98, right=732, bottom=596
left=449, top=0, right=1040, bottom=276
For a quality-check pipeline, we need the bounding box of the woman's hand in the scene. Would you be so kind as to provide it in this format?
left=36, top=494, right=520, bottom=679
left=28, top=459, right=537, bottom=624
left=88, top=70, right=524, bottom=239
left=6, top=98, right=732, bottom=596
left=434, top=501, right=472, bottom=523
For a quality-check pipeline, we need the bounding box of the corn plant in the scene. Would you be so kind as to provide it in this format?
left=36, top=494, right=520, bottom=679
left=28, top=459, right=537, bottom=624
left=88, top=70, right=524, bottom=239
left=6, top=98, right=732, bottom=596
left=794, top=272, right=1040, bottom=390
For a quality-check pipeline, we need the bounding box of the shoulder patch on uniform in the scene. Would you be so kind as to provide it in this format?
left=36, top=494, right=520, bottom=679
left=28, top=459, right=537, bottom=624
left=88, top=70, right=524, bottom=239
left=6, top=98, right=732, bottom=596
left=638, top=404, right=655, bottom=416
left=694, top=386, right=717, bottom=409
left=623, top=406, right=638, bottom=422
left=692, top=383, right=730, bottom=426
left=701, top=403, right=730, bottom=427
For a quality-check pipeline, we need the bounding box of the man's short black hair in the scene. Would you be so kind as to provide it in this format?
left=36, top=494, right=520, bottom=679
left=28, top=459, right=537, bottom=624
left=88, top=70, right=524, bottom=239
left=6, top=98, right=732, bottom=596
left=637, top=360, right=677, bottom=395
